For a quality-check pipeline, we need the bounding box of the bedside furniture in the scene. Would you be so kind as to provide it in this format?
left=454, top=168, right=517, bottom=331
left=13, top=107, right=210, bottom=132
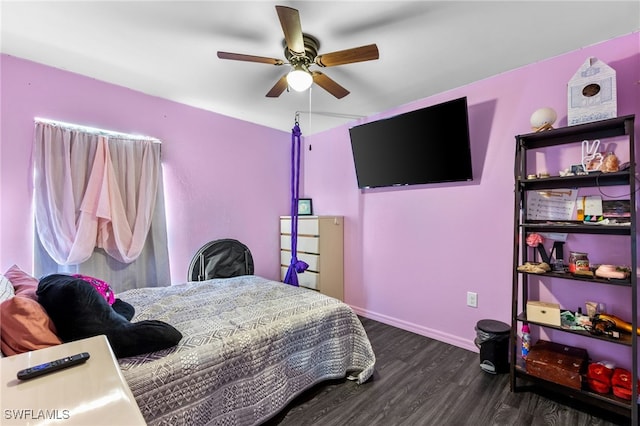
left=280, top=215, right=344, bottom=300
left=1, top=335, right=145, bottom=425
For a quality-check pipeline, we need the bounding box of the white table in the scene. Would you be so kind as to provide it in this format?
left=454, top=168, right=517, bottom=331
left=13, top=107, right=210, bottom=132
left=1, top=335, right=145, bottom=425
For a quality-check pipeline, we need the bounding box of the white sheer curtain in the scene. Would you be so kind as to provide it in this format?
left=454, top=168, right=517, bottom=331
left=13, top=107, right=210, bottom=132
left=33, top=120, right=170, bottom=292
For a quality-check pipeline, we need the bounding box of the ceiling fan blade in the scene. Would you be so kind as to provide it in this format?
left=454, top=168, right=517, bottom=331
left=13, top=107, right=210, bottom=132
left=276, top=5, right=305, bottom=54
left=312, top=71, right=350, bottom=99
left=315, top=44, right=379, bottom=67
left=217, top=51, right=284, bottom=65
left=266, top=74, right=289, bottom=98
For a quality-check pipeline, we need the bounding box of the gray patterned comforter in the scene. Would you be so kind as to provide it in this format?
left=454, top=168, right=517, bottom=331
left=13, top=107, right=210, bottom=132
left=117, top=275, right=376, bottom=425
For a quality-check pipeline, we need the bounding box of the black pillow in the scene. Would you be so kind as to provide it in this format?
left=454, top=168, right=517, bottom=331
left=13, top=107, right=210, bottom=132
left=113, top=298, right=135, bottom=321
left=36, top=274, right=182, bottom=358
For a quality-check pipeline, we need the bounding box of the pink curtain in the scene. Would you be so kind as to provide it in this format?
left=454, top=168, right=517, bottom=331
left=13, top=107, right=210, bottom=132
left=34, top=121, right=160, bottom=265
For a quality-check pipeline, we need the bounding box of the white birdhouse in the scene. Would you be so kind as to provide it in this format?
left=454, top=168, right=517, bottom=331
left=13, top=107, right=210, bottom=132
left=567, top=57, right=617, bottom=126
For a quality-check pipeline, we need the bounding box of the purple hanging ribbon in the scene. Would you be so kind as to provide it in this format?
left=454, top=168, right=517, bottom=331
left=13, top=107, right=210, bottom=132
left=283, top=121, right=308, bottom=286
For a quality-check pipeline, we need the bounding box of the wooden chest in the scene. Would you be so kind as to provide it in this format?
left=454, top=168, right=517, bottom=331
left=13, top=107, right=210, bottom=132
left=525, top=340, right=588, bottom=389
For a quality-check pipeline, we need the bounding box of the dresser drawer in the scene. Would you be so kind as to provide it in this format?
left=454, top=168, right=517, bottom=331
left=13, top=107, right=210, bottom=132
left=280, top=251, right=319, bottom=271
left=279, top=215, right=343, bottom=301
left=280, top=267, right=319, bottom=290
left=280, top=235, right=319, bottom=254
left=280, top=217, right=319, bottom=235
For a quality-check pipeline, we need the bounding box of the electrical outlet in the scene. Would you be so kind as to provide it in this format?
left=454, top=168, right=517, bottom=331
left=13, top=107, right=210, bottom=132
left=467, top=291, right=478, bottom=308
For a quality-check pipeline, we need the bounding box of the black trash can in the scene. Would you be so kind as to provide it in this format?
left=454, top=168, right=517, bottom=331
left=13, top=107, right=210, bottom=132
left=474, top=319, right=510, bottom=374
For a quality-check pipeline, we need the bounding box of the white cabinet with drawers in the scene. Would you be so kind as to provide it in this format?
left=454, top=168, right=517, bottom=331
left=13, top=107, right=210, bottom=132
left=280, top=215, right=344, bottom=301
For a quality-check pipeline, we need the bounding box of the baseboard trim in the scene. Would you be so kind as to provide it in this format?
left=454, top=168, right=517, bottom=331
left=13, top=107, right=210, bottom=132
left=349, top=305, right=479, bottom=353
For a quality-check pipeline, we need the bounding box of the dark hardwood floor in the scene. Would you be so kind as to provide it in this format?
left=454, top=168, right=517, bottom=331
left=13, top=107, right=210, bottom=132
left=264, top=317, right=631, bottom=426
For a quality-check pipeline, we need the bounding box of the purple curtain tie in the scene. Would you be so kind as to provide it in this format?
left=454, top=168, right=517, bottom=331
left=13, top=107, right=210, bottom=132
left=284, top=121, right=308, bottom=286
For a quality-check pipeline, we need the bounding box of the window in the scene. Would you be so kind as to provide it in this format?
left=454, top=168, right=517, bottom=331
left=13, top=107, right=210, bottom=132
left=33, top=119, right=170, bottom=291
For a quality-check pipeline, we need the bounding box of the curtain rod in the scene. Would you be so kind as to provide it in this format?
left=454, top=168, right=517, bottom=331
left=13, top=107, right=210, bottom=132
left=294, top=110, right=365, bottom=120
left=34, top=117, right=161, bottom=143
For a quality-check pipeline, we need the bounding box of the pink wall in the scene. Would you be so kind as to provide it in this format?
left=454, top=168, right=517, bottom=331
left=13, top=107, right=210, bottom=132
left=304, top=32, right=640, bottom=365
left=1, top=33, right=639, bottom=367
left=0, top=54, right=291, bottom=284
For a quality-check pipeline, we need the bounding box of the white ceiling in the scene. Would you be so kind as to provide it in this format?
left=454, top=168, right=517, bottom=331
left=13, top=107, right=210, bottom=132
left=2, top=1, right=639, bottom=135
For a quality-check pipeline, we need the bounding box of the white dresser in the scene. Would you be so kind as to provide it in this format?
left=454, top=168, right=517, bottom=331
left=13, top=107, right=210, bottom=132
left=280, top=215, right=344, bottom=301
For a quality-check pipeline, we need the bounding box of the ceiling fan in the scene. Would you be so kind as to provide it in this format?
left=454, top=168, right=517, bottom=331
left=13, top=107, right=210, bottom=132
left=217, top=5, right=379, bottom=99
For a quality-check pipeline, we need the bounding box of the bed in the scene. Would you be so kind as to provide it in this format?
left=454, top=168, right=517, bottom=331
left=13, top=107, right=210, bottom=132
left=116, top=275, right=376, bottom=425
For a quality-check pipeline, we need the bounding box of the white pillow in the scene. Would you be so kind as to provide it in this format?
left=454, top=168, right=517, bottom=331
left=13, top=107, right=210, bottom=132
left=0, top=273, right=14, bottom=303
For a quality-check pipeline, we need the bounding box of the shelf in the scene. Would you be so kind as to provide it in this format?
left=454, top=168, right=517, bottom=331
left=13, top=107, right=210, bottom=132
left=518, top=170, right=631, bottom=190
left=511, top=115, right=637, bottom=424
left=517, top=313, right=634, bottom=346
left=517, top=270, right=631, bottom=287
left=514, top=365, right=636, bottom=417
left=516, top=115, right=634, bottom=149
left=521, top=221, right=631, bottom=235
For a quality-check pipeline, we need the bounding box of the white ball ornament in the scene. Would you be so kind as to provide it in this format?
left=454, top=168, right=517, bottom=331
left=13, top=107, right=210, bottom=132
left=530, top=107, right=557, bottom=132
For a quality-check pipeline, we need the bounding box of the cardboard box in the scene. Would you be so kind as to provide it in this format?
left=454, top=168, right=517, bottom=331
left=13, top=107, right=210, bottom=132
left=526, top=301, right=561, bottom=326
left=526, top=340, right=588, bottom=389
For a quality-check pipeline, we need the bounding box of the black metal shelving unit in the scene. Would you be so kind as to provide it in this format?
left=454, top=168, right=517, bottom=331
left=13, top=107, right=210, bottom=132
left=510, top=115, right=638, bottom=424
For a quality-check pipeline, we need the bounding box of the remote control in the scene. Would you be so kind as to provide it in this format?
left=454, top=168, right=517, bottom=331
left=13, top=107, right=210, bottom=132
left=17, top=352, right=90, bottom=380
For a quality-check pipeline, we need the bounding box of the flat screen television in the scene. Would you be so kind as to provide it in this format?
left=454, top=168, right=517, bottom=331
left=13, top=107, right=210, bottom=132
left=349, top=96, right=473, bottom=189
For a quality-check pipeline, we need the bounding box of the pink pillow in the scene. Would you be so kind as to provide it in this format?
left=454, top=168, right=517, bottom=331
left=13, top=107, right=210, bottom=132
left=0, top=296, right=62, bottom=356
left=4, top=264, right=39, bottom=301
left=72, top=274, right=116, bottom=305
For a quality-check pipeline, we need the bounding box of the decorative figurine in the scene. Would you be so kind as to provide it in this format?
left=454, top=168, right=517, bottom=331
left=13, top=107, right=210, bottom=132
left=600, top=152, right=620, bottom=173
left=530, top=107, right=557, bottom=132
left=582, top=139, right=603, bottom=172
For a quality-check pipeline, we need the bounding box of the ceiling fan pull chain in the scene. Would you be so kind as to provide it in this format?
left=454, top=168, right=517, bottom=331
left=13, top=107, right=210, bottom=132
left=308, top=87, right=313, bottom=131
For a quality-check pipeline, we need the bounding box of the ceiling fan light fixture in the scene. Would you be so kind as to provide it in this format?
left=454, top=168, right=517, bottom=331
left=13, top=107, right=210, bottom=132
left=287, top=65, right=313, bottom=92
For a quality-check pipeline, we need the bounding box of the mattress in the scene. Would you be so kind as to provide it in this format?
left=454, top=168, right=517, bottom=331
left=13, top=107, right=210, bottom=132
left=117, top=275, right=375, bottom=425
